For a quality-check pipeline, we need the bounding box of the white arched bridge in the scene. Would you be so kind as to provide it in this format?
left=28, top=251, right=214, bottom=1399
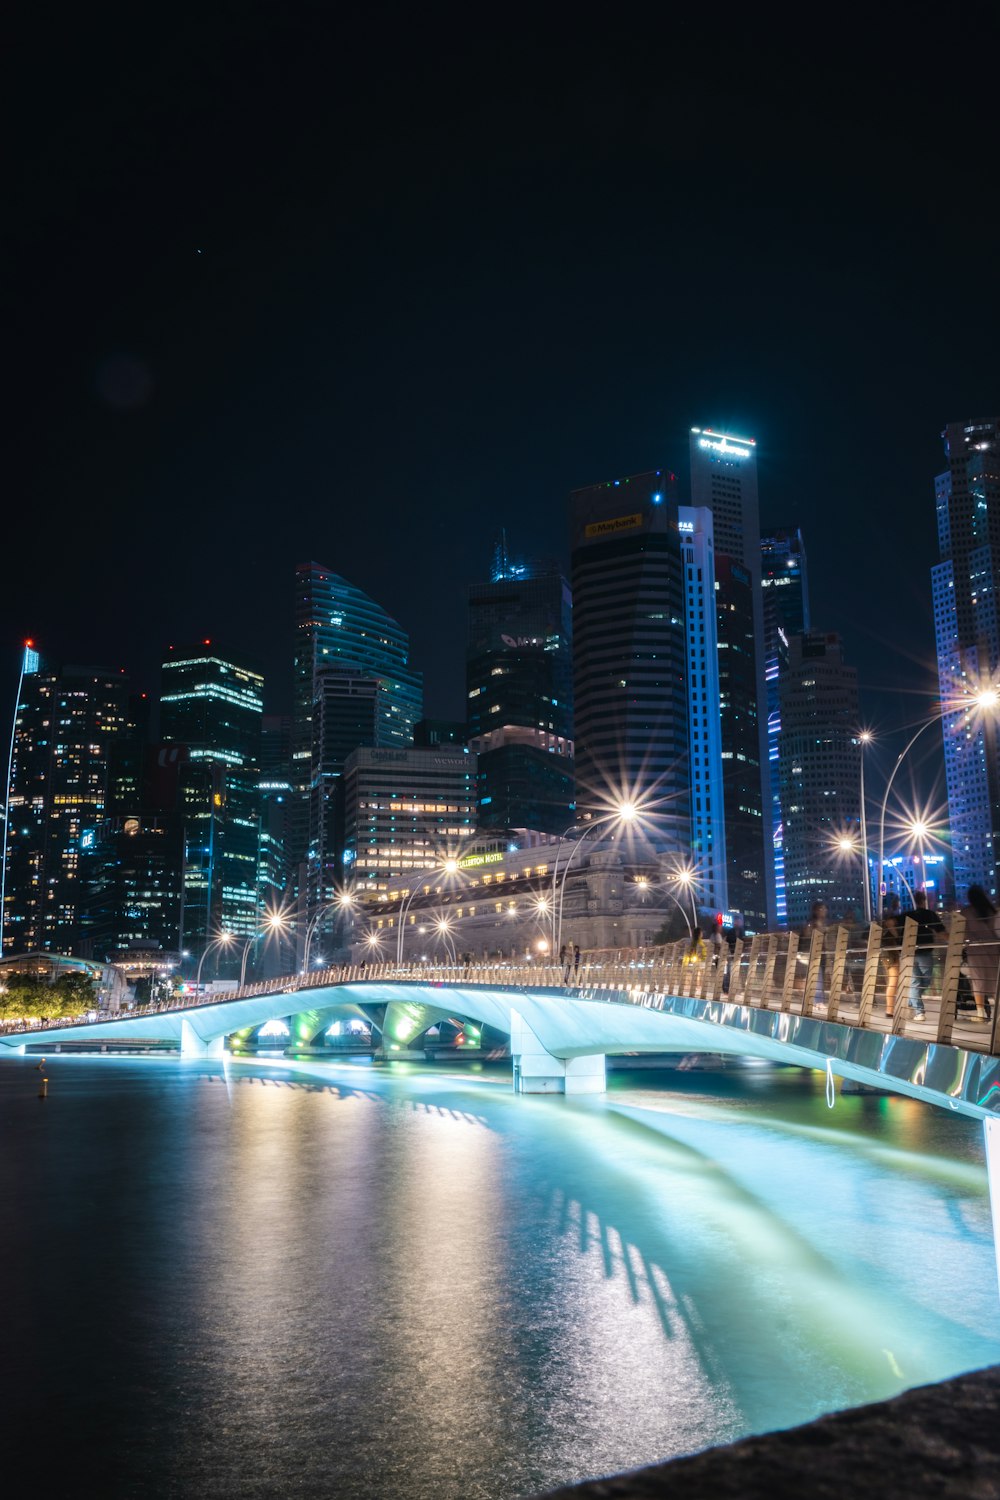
left=3, top=924, right=1000, bottom=1121
left=6, top=928, right=1000, bottom=1290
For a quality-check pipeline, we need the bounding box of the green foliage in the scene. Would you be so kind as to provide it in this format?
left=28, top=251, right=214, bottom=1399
left=0, top=971, right=96, bottom=1022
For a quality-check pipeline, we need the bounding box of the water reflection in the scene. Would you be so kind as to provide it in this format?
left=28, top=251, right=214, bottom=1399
left=0, top=1054, right=996, bottom=1500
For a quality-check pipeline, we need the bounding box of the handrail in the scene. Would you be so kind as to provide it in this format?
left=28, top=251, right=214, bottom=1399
left=3, top=929, right=998, bottom=1056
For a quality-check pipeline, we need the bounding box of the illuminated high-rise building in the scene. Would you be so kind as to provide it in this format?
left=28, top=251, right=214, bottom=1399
left=466, top=539, right=574, bottom=834
left=570, top=471, right=688, bottom=844
left=932, top=418, right=1000, bottom=899
left=292, top=564, right=423, bottom=908
left=2, top=649, right=131, bottom=955
left=690, top=428, right=770, bottom=929
left=778, top=631, right=862, bottom=927
left=159, top=643, right=263, bottom=963
left=341, top=745, right=478, bottom=903
left=761, top=527, right=810, bottom=924
left=677, top=506, right=727, bottom=914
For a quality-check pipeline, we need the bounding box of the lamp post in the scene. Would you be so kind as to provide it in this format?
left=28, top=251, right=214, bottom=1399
left=875, top=688, right=999, bottom=916
left=239, top=909, right=291, bottom=988
left=552, top=801, right=639, bottom=955
left=302, top=889, right=356, bottom=974
left=396, top=858, right=460, bottom=963
left=671, top=865, right=700, bottom=932
left=195, top=930, right=235, bottom=994
left=637, top=875, right=694, bottom=938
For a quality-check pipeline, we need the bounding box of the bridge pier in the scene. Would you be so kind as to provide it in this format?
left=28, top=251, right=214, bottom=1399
left=510, top=1008, right=606, bottom=1096
left=180, top=1019, right=225, bottom=1059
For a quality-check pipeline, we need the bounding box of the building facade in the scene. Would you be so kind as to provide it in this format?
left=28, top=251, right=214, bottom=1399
left=159, top=644, right=264, bottom=962
left=778, top=631, right=863, bottom=927
left=761, top=527, right=810, bottom=924
left=932, top=418, right=1000, bottom=900
left=2, top=651, right=132, bottom=956
left=292, top=563, right=424, bottom=907
left=570, top=471, right=688, bottom=845
left=677, top=506, right=727, bottom=914
left=341, top=745, right=478, bottom=905
left=690, top=428, right=770, bottom=929
left=466, top=543, right=574, bottom=834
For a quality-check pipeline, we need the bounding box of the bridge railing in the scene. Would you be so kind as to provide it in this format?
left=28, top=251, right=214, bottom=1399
left=3, top=920, right=999, bottom=1055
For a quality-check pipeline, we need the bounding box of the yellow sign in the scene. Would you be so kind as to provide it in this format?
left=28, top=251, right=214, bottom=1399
left=585, top=512, right=643, bottom=539
left=458, top=851, right=505, bottom=869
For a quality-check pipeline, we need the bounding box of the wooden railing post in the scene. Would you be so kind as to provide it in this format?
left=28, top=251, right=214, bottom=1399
left=780, top=931, right=799, bottom=1012
left=757, top=933, right=778, bottom=1009
left=892, top=917, right=919, bottom=1033
left=857, top=922, right=882, bottom=1027
left=935, top=911, right=965, bottom=1045
left=736, top=935, right=760, bottom=1004
left=825, top=924, right=850, bottom=1021
left=801, top=927, right=826, bottom=1016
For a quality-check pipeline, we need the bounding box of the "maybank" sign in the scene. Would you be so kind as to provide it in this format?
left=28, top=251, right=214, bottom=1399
left=585, top=512, right=643, bottom=539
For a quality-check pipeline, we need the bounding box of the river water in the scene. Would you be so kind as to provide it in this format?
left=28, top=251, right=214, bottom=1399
left=1, top=1052, right=997, bottom=1498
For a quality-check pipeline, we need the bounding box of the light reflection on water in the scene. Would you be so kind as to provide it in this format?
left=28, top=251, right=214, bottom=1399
left=0, top=1054, right=997, bottom=1499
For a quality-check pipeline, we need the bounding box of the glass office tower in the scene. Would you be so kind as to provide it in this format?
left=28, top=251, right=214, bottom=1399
left=467, top=541, right=573, bottom=834
left=292, top=564, right=423, bottom=908
left=160, top=643, right=263, bottom=964
left=932, top=419, right=1000, bottom=900
left=2, top=651, right=131, bottom=955
left=690, top=428, right=770, bottom=929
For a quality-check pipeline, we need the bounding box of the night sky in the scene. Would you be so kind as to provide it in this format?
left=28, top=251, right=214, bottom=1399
left=6, top=11, right=999, bottom=805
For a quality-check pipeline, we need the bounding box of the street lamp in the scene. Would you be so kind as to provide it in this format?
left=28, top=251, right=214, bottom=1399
left=636, top=874, right=694, bottom=938
left=551, top=800, right=640, bottom=955
left=195, top=930, right=235, bottom=994
left=239, top=908, right=291, bottom=988
left=396, top=858, right=460, bottom=963
left=876, top=686, right=999, bottom=914
left=302, top=888, right=357, bottom=974
left=670, top=863, right=700, bottom=932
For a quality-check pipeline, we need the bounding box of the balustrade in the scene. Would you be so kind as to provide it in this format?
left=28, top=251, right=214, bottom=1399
left=5, top=926, right=999, bottom=1057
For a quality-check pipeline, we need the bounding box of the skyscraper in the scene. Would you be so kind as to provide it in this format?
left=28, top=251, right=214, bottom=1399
left=341, top=745, right=478, bottom=902
left=761, top=527, right=810, bottom=924
left=570, top=471, right=688, bottom=844
left=676, top=506, right=727, bottom=913
left=932, top=419, right=1000, bottom=900
left=466, top=540, right=573, bottom=834
left=2, top=651, right=131, bottom=955
left=778, top=631, right=862, bottom=927
left=159, top=643, right=264, bottom=961
left=690, top=428, right=770, bottom=928
left=292, top=564, right=423, bottom=907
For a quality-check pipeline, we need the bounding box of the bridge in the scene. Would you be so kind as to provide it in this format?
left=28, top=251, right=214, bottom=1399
left=2, top=923, right=1000, bottom=1115
left=6, top=927, right=1000, bottom=1290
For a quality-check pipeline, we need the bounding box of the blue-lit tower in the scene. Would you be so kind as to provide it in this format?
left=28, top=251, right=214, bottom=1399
left=932, top=418, right=1000, bottom=899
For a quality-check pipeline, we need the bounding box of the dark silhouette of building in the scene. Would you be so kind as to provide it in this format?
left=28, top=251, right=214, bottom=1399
left=570, top=471, right=688, bottom=845
left=778, top=631, right=862, bottom=927
left=466, top=539, right=573, bottom=834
